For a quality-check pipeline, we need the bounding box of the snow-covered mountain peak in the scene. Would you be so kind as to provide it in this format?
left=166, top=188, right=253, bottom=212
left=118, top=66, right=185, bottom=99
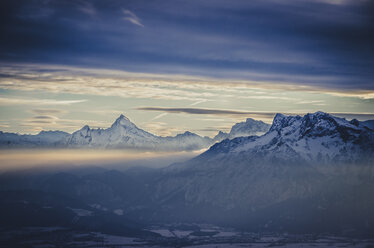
left=176, top=131, right=198, bottom=137
left=269, top=113, right=301, bottom=132
left=245, top=117, right=259, bottom=123
left=213, top=117, right=271, bottom=141
left=81, top=125, right=90, bottom=131
left=269, top=111, right=361, bottom=137
left=111, top=114, right=136, bottom=129
left=295, top=112, right=363, bottom=140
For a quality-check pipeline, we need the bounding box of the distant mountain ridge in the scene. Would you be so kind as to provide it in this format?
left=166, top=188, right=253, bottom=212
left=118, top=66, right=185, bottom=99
left=1, top=112, right=372, bottom=153
left=213, top=118, right=270, bottom=141
left=0, top=114, right=274, bottom=151
left=0, top=114, right=213, bottom=151
left=0, top=130, right=70, bottom=148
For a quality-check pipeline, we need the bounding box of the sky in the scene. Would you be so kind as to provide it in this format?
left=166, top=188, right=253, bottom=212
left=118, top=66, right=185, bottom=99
left=0, top=0, right=373, bottom=137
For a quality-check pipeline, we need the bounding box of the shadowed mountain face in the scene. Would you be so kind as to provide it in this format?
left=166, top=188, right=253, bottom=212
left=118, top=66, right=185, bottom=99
left=362, top=120, right=374, bottom=130
left=1, top=112, right=374, bottom=237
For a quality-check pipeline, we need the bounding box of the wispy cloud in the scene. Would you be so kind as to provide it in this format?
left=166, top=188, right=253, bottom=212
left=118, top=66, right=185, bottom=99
left=18, top=117, right=112, bottom=134
left=33, top=115, right=59, bottom=120
left=2, top=64, right=374, bottom=106
left=77, top=1, right=96, bottom=16
left=140, top=121, right=186, bottom=137
left=122, top=9, right=144, bottom=27
left=295, top=100, right=326, bottom=106
left=151, top=113, right=168, bottom=121
left=31, top=109, right=67, bottom=115
left=150, top=99, right=210, bottom=122
left=189, top=99, right=209, bottom=106
left=2, top=64, right=374, bottom=101
left=0, top=97, right=87, bottom=106
left=0, top=121, right=10, bottom=128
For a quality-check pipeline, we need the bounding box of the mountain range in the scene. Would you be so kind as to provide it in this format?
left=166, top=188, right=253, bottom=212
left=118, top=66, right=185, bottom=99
left=1, top=111, right=374, bottom=236
left=0, top=114, right=270, bottom=151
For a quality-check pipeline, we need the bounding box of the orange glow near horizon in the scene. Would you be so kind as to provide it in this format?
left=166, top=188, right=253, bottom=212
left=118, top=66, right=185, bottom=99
left=0, top=149, right=202, bottom=172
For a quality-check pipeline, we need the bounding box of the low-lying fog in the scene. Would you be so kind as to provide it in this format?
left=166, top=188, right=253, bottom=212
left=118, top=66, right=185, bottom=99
left=0, top=149, right=202, bottom=173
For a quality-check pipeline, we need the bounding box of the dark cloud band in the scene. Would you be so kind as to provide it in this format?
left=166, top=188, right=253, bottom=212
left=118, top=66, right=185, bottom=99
left=137, top=107, right=374, bottom=121
left=0, top=0, right=373, bottom=90
left=137, top=107, right=255, bottom=116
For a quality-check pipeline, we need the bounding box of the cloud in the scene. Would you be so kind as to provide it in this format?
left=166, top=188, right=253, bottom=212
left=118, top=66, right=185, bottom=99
left=295, top=100, right=326, bottom=106
left=140, top=121, right=186, bottom=136
left=137, top=107, right=256, bottom=116
left=189, top=99, right=209, bottom=106
left=21, top=115, right=60, bottom=127
left=0, top=64, right=215, bottom=102
left=137, top=107, right=374, bottom=121
left=18, top=117, right=113, bottom=134
left=137, top=107, right=279, bottom=123
left=31, top=109, right=67, bottom=115
left=28, top=120, right=55, bottom=124
left=2, top=64, right=374, bottom=103
left=332, top=112, right=374, bottom=120
left=151, top=113, right=168, bottom=121
left=1, top=0, right=373, bottom=93
left=0, top=123, right=10, bottom=128
left=33, top=115, right=58, bottom=120
left=0, top=97, right=87, bottom=106
left=122, top=9, right=144, bottom=27
left=77, top=1, right=96, bottom=16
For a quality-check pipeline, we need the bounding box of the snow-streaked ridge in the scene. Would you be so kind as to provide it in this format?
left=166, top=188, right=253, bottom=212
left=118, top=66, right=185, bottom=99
left=204, top=111, right=374, bottom=164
